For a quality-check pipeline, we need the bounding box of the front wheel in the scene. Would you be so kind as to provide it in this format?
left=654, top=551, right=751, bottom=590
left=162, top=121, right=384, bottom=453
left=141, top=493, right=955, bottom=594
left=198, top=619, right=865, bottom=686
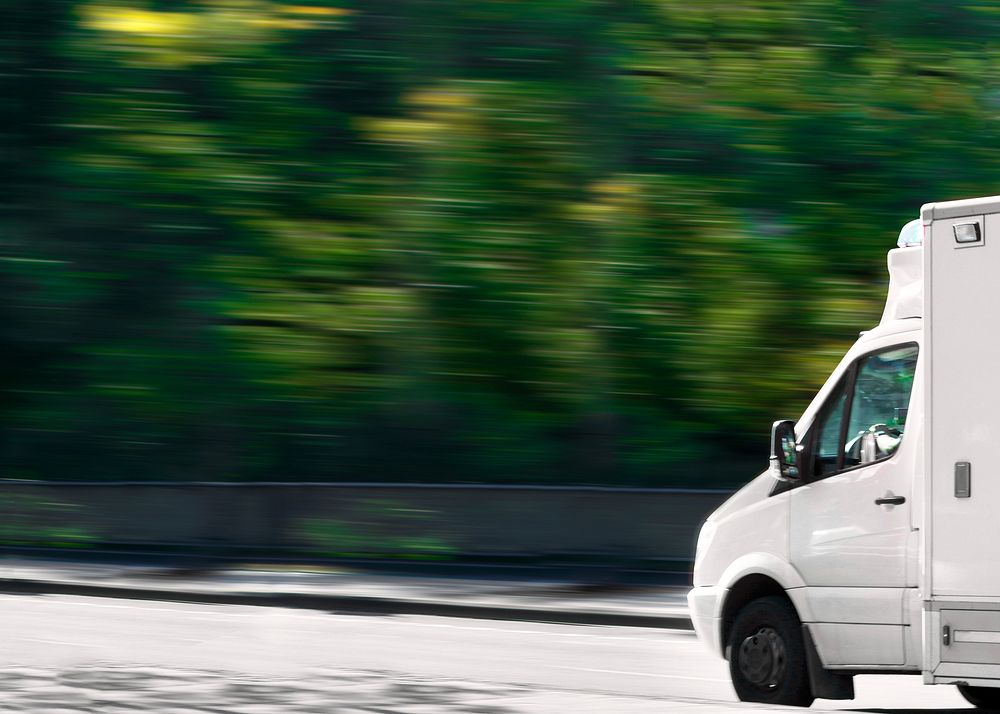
left=959, top=684, right=1000, bottom=711
left=727, top=596, right=814, bottom=707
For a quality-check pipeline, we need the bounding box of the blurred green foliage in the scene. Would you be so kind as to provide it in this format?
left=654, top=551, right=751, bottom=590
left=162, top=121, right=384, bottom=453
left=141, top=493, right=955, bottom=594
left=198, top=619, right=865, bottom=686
left=0, top=1, right=995, bottom=486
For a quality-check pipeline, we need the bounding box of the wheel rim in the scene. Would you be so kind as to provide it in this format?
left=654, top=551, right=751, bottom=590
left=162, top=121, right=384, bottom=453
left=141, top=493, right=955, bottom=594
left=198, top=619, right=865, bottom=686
left=737, top=626, right=787, bottom=691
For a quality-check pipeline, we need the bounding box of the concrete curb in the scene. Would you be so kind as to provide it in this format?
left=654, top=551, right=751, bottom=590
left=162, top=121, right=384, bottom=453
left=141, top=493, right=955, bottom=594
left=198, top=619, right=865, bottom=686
left=0, top=577, right=693, bottom=630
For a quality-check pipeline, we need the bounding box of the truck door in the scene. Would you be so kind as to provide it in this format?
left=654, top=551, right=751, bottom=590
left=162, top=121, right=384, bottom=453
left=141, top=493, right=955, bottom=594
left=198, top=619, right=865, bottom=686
left=790, top=338, right=920, bottom=666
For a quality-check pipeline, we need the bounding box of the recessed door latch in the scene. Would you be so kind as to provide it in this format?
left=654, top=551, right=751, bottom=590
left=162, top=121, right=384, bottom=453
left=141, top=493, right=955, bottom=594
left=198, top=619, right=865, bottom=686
left=943, top=625, right=951, bottom=646
left=955, top=462, right=971, bottom=499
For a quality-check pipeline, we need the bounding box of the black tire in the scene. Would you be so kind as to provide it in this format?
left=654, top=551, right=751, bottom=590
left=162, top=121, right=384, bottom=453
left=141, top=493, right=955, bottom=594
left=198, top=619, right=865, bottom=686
left=959, top=685, right=1000, bottom=711
left=727, top=595, right=814, bottom=707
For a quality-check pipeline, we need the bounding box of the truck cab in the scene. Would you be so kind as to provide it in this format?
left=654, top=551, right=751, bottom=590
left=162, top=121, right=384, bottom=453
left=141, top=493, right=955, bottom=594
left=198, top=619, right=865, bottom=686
left=689, top=194, right=1000, bottom=709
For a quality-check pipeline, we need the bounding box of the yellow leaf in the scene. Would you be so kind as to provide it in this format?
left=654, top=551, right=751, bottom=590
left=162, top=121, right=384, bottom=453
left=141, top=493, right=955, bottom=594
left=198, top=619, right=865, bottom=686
left=84, top=6, right=195, bottom=36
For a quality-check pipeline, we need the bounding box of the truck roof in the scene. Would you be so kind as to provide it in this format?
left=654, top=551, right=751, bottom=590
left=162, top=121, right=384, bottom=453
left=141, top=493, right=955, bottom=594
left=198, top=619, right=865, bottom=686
left=921, top=194, right=1000, bottom=222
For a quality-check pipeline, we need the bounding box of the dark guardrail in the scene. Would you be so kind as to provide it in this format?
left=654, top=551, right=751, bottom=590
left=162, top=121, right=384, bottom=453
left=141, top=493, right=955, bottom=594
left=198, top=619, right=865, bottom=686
left=0, top=482, right=733, bottom=567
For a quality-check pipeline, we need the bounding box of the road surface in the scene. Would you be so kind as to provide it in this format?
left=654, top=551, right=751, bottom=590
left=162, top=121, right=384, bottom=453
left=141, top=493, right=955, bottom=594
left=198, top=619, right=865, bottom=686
left=0, top=593, right=975, bottom=712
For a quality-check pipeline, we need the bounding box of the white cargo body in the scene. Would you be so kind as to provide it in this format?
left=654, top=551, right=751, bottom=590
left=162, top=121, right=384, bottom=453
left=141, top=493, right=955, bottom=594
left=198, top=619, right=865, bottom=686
left=688, top=194, right=1000, bottom=709
left=924, top=198, right=1000, bottom=685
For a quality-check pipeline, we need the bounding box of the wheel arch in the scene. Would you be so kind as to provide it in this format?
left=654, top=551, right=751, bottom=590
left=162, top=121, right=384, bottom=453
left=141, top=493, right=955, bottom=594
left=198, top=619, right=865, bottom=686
left=713, top=554, right=809, bottom=658
left=720, top=574, right=791, bottom=659
left=717, top=555, right=807, bottom=658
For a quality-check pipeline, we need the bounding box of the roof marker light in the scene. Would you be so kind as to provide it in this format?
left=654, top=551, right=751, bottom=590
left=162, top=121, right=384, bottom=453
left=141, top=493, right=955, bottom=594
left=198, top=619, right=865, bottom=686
left=954, top=222, right=982, bottom=244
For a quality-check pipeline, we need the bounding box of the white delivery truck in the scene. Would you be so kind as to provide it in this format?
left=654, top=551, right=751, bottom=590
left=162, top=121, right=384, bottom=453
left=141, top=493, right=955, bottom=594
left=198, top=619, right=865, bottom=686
left=689, top=194, right=1000, bottom=708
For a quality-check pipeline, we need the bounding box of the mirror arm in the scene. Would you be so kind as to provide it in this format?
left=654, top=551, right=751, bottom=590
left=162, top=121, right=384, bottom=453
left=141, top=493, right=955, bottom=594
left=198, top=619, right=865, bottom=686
left=794, top=442, right=809, bottom=481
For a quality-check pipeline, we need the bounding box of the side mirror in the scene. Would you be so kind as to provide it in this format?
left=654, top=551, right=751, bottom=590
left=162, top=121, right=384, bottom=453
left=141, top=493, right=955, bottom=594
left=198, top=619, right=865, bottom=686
left=770, top=419, right=801, bottom=482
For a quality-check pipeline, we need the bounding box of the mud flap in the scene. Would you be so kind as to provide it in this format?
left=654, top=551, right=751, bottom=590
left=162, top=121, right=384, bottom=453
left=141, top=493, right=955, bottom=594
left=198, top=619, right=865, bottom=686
left=802, top=625, right=855, bottom=700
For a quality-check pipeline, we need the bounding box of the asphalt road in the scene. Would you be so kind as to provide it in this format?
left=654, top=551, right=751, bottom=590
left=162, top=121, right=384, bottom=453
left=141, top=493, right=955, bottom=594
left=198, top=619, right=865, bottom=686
left=0, top=593, right=977, bottom=712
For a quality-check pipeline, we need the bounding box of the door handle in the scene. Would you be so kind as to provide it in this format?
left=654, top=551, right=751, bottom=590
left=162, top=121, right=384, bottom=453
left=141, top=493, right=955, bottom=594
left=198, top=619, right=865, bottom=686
left=875, top=495, right=906, bottom=506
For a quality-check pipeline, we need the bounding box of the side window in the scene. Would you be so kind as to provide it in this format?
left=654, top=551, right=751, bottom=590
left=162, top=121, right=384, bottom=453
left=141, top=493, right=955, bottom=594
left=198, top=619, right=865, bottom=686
left=813, top=380, right=848, bottom=478
left=843, top=344, right=918, bottom=469
left=810, top=343, right=918, bottom=479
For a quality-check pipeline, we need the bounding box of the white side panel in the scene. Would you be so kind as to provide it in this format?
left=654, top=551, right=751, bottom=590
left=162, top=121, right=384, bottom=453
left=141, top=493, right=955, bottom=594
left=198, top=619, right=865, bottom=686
left=928, top=212, right=1000, bottom=597
left=905, top=588, right=923, bottom=667
left=804, top=587, right=902, bottom=624
left=804, top=588, right=911, bottom=669
left=810, top=623, right=905, bottom=666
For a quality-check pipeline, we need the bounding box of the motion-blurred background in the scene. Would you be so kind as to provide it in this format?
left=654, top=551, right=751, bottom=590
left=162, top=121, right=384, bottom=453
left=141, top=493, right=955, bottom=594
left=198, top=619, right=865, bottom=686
left=0, top=1, right=993, bottom=564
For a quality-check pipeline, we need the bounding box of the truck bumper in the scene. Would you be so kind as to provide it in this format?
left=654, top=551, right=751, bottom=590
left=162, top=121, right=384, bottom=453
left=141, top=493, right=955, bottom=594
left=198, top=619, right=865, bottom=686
left=687, top=585, right=725, bottom=658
